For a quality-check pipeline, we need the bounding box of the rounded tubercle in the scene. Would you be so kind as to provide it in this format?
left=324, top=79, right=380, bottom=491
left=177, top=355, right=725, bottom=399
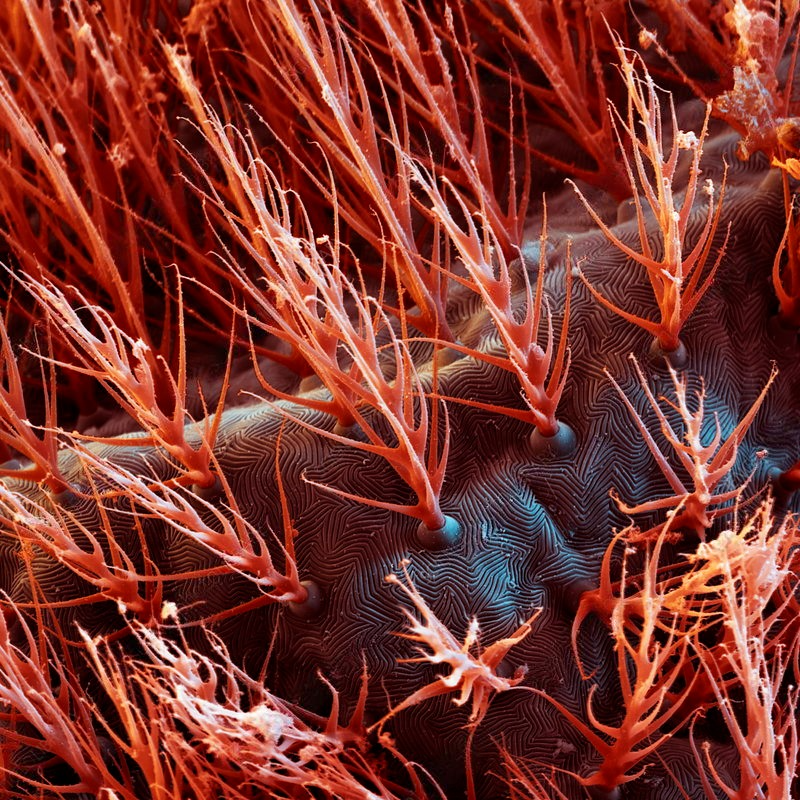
left=48, top=483, right=83, bottom=507
left=649, top=337, right=688, bottom=370
left=191, top=473, right=222, bottom=501
left=586, top=785, right=621, bottom=800
left=287, top=580, right=324, bottom=620
left=529, top=421, right=577, bottom=458
left=434, top=345, right=467, bottom=368
left=415, top=515, right=462, bottom=550
left=332, top=418, right=365, bottom=439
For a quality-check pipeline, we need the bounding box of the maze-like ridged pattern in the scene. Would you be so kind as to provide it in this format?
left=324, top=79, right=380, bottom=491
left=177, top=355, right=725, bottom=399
left=6, top=114, right=800, bottom=798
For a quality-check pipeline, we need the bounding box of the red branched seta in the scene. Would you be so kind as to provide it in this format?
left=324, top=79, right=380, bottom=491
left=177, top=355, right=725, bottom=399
left=574, top=43, right=729, bottom=357
left=372, top=560, right=538, bottom=732
left=25, top=276, right=229, bottom=489
left=608, top=357, right=776, bottom=540
left=772, top=176, right=800, bottom=327
left=536, top=515, right=703, bottom=795
left=567, top=504, right=800, bottom=797
left=0, top=311, right=67, bottom=492
left=414, top=177, right=572, bottom=438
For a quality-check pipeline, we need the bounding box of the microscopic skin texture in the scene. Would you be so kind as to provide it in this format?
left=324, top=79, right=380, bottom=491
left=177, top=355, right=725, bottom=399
left=6, top=125, right=799, bottom=797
